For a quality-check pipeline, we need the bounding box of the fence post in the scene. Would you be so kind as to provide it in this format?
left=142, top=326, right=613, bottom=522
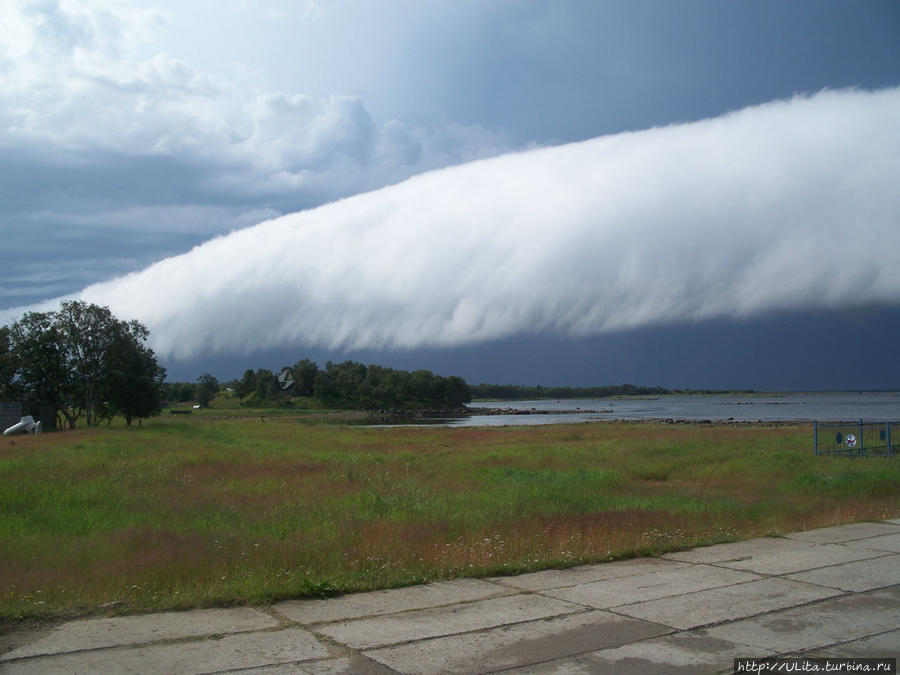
left=888, top=421, right=893, bottom=457
left=858, top=419, right=864, bottom=456
left=814, top=421, right=819, bottom=456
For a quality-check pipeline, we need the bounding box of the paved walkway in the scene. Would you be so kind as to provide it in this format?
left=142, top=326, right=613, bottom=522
left=1, top=520, right=898, bottom=674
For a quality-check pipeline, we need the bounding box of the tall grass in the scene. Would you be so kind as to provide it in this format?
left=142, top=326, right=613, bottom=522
left=1, top=418, right=897, bottom=625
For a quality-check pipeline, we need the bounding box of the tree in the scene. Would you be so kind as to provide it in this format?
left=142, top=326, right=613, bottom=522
left=235, top=369, right=255, bottom=399
left=410, top=370, right=435, bottom=402
left=5, top=301, right=164, bottom=428
left=196, top=373, right=219, bottom=407
left=291, top=358, right=319, bottom=396
left=332, top=361, right=367, bottom=401
left=55, top=302, right=123, bottom=427
left=0, top=325, right=21, bottom=400
left=102, top=323, right=166, bottom=425
left=253, top=369, right=278, bottom=399
left=444, top=376, right=471, bottom=406
left=177, top=382, right=196, bottom=402
left=7, top=310, right=75, bottom=427
left=314, top=366, right=337, bottom=399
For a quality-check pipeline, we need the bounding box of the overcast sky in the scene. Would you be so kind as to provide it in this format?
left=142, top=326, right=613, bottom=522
left=2, top=1, right=900, bottom=389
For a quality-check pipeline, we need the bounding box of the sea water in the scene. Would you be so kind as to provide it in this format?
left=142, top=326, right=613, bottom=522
left=376, top=392, right=900, bottom=427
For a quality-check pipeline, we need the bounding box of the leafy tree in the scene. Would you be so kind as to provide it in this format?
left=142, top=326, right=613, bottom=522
left=410, top=370, right=435, bottom=402
left=177, top=382, right=196, bottom=402
left=0, top=325, right=21, bottom=400
left=231, top=369, right=278, bottom=403
left=291, top=358, right=319, bottom=396
left=331, top=361, right=367, bottom=401
left=102, top=324, right=166, bottom=425
left=253, top=369, right=278, bottom=398
left=7, top=310, right=75, bottom=427
left=55, top=302, right=125, bottom=426
left=383, top=369, right=411, bottom=404
left=314, top=366, right=337, bottom=399
left=235, top=369, right=255, bottom=399
left=444, top=376, right=471, bottom=406
left=196, top=373, right=219, bottom=407
left=162, top=382, right=196, bottom=402
left=5, top=301, right=164, bottom=428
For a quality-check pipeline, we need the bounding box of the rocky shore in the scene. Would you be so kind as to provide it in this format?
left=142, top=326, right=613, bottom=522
left=365, top=406, right=806, bottom=426
left=466, top=406, right=613, bottom=416
left=367, top=407, right=470, bottom=419
left=366, top=405, right=611, bottom=419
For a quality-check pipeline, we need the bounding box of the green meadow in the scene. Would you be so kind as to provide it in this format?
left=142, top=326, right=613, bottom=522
left=1, top=416, right=898, bottom=626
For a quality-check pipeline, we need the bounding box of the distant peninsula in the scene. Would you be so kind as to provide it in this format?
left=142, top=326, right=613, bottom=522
left=469, top=383, right=756, bottom=400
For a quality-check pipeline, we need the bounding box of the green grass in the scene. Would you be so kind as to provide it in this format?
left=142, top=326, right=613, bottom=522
left=1, top=417, right=898, bottom=626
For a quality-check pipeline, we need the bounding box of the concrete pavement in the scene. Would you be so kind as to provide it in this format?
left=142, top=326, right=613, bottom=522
left=1, top=520, right=898, bottom=673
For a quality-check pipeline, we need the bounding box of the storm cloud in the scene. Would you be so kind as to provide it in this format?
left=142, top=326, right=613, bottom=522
left=7, top=86, right=897, bottom=360
left=0, top=0, right=508, bottom=306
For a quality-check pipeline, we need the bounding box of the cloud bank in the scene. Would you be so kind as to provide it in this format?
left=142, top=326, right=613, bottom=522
left=5, top=87, right=900, bottom=359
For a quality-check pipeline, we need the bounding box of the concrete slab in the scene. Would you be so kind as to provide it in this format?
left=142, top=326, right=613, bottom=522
left=316, top=594, right=586, bottom=650
left=0, top=627, right=329, bottom=674
left=811, top=628, right=900, bottom=658
left=705, top=587, right=900, bottom=654
left=614, top=577, right=841, bottom=630
left=885, top=519, right=900, bottom=526
left=488, top=558, right=688, bottom=592
left=0, top=627, right=54, bottom=660
left=787, top=553, right=900, bottom=592
left=2, top=522, right=897, bottom=673
left=713, top=543, right=888, bottom=576
left=364, top=610, right=670, bottom=674
left=841, top=533, right=900, bottom=553
left=0, top=607, right=277, bottom=660
left=784, top=522, right=900, bottom=544
left=275, top=578, right=506, bottom=624
left=237, top=654, right=396, bottom=674
left=662, top=536, right=813, bottom=565
left=509, top=632, right=777, bottom=674
left=542, top=564, right=759, bottom=609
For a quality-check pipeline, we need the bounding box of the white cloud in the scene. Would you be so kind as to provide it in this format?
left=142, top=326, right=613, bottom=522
left=5, top=86, right=894, bottom=360
left=1, top=0, right=503, bottom=175
left=0, top=0, right=509, bottom=306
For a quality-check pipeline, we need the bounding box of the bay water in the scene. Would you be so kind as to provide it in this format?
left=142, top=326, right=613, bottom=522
left=375, top=392, right=900, bottom=427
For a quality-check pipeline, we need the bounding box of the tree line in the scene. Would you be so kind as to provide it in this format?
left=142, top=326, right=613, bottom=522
left=468, top=383, right=756, bottom=399
left=163, top=373, right=219, bottom=408
left=225, top=360, right=471, bottom=409
left=1, top=301, right=466, bottom=426
left=469, top=383, right=672, bottom=400
left=1, top=302, right=165, bottom=427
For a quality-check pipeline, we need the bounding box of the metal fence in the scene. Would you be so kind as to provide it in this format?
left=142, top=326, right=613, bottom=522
left=814, top=420, right=895, bottom=457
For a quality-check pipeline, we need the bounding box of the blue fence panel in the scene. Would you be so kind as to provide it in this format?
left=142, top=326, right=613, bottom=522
left=814, top=420, right=895, bottom=457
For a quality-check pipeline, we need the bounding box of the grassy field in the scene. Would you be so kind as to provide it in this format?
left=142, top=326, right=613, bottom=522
left=1, top=415, right=898, bottom=626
